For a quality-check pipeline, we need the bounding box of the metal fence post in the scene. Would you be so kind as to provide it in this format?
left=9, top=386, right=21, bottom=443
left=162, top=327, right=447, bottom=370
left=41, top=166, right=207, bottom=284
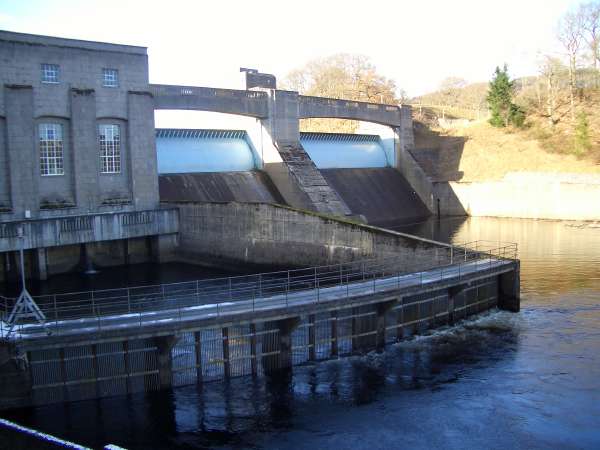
left=346, top=272, right=349, bottom=297
left=53, top=294, right=58, bottom=321
left=127, top=289, right=131, bottom=313
left=286, top=271, right=289, bottom=307
left=315, top=267, right=320, bottom=303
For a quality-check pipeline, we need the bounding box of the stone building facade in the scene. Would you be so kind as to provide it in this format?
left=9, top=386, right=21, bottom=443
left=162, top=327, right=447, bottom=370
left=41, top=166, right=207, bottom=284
left=0, top=31, right=177, bottom=281
left=0, top=30, right=158, bottom=218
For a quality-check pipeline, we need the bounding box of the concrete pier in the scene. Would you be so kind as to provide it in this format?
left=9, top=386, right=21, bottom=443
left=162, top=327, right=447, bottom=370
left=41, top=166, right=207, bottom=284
left=498, top=262, right=520, bottom=312
left=155, top=335, right=179, bottom=389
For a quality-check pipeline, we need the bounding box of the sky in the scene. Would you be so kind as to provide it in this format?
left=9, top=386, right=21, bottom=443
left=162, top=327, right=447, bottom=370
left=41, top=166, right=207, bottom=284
left=0, top=0, right=583, bottom=95
left=0, top=0, right=583, bottom=128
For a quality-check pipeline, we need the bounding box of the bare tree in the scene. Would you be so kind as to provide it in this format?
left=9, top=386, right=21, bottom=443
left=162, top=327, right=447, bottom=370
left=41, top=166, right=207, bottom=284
left=558, top=10, right=585, bottom=119
left=438, top=77, right=468, bottom=107
left=580, top=1, right=600, bottom=72
left=281, top=54, right=399, bottom=132
left=283, top=69, right=308, bottom=93
left=539, top=57, right=569, bottom=126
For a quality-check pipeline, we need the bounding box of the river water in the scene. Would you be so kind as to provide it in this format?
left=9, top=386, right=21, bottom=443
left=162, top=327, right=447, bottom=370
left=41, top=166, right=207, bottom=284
left=4, top=216, right=600, bottom=449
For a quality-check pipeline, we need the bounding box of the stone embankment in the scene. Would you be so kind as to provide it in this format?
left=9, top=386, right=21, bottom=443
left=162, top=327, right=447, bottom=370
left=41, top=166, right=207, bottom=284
left=434, top=172, right=600, bottom=221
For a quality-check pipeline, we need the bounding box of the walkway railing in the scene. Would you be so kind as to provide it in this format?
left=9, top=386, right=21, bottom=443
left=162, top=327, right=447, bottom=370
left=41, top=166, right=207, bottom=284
left=0, top=241, right=517, bottom=338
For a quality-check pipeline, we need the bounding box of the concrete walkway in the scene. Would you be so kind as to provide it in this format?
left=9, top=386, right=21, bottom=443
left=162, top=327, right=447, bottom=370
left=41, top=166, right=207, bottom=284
left=4, top=258, right=513, bottom=342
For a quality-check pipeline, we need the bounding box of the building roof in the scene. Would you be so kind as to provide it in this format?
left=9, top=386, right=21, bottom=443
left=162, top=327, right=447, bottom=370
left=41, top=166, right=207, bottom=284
left=0, top=30, right=147, bottom=55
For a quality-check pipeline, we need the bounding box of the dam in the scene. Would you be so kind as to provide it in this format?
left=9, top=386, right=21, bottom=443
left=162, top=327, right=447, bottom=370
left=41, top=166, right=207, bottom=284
left=0, top=30, right=520, bottom=416
left=157, top=129, right=431, bottom=227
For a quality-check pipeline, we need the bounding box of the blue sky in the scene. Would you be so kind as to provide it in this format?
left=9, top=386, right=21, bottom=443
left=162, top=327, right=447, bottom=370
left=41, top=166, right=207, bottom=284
left=0, top=0, right=581, bottom=97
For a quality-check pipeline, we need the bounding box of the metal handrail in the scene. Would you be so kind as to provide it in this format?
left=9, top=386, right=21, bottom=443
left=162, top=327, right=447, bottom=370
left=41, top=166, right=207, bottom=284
left=0, top=241, right=518, bottom=338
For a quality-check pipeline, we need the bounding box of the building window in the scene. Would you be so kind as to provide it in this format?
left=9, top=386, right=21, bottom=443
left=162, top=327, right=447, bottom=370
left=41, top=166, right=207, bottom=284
left=102, top=68, right=119, bottom=87
left=39, top=124, right=64, bottom=176
left=99, top=124, right=121, bottom=173
left=41, top=64, right=60, bottom=83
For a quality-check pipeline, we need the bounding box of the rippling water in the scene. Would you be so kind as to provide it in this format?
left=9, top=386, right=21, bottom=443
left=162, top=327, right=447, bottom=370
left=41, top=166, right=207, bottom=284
left=4, top=217, right=600, bottom=449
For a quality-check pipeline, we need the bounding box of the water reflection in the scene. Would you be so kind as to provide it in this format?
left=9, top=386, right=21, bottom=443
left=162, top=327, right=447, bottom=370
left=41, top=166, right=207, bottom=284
left=393, top=216, right=600, bottom=295
left=3, top=216, right=600, bottom=449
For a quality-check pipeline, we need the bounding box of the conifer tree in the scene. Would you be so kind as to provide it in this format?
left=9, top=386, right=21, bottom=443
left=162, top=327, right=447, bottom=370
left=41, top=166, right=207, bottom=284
left=487, top=64, right=524, bottom=127
left=574, top=111, right=592, bottom=155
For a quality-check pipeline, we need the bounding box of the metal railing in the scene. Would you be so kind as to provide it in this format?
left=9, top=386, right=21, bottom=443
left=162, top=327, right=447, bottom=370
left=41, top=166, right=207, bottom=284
left=0, top=241, right=517, bottom=339
left=150, top=84, right=267, bottom=100
left=298, top=95, right=400, bottom=110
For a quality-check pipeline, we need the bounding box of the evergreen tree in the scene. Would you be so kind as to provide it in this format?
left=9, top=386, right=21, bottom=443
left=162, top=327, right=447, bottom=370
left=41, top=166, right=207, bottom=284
left=487, top=64, right=524, bottom=127
left=574, top=111, right=592, bottom=155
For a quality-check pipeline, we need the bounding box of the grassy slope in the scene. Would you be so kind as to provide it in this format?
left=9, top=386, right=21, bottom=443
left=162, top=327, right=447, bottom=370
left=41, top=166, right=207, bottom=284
left=412, top=86, right=600, bottom=182
left=441, top=122, right=600, bottom=182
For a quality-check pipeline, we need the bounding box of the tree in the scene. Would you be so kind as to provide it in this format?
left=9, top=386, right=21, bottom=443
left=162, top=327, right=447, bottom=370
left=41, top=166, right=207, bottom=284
left=487, top=65, right=524, bottom=127
left=438, top=77, right=468, bottom=107
left=282, top=54, right=399, bottom=132
left=574, top=111, right=592, bottom=155
left=539, top=57, right=570, bottom=126
left=558, top=10, right=585, bottom=119
left=580, top=1, right=600, bottom=71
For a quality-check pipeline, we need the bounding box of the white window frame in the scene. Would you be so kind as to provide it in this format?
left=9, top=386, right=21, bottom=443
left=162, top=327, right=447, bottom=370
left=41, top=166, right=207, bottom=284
left=99, top=124, right=121, bottom=174
left=41, top=64, right=60, bottom=84
left=102, top=68, right=119, bottom=87
left=39, top=123, right=64, bottom=176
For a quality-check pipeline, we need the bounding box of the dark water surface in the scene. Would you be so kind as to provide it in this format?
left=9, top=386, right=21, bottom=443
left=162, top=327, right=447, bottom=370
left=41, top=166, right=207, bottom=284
left=4, top=216, right=600, bottom=449
left=0, top=262, right=238, bottom=297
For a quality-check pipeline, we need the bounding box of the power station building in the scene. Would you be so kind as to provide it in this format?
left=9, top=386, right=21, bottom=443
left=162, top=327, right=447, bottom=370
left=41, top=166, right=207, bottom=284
left=0, top=31, right=178, bottom=282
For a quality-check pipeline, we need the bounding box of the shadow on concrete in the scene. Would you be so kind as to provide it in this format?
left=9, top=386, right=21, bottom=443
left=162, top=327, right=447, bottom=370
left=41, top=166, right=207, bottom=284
left=411, top=121, right=468, bottom=216
left=159, top=171, right=285, bottom=204
left=320, top=167, right=431, bottom=227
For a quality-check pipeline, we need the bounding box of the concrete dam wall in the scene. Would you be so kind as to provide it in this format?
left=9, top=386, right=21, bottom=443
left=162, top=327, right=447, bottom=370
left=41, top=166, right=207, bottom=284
left=321, top=168, right=430, bottom=227
left=159, top=171, right=285, bottom=204
left=168, top=202, right=447, bottom=271
left=156, top=129, right=431, bottom=226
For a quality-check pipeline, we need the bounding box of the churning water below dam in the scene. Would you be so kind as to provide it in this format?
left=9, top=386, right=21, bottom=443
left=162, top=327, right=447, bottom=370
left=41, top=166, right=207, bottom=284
left=3, top=216, right=600, bottom=449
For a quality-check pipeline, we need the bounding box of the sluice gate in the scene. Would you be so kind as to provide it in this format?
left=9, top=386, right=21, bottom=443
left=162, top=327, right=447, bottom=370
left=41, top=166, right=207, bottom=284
left=0, top=242, right=519, bottom=409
